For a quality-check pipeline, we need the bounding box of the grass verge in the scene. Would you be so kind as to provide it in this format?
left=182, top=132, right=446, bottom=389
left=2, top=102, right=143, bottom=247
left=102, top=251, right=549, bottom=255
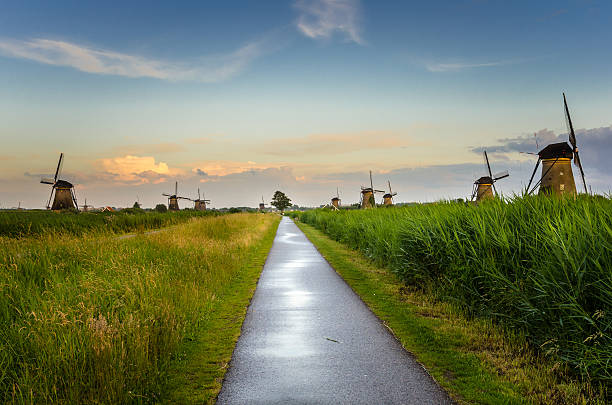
left=0, top=213, right=279, bottom=403
left=162, top=215, right=280, bottom=403
left=295, top=220, right=601, bottom=404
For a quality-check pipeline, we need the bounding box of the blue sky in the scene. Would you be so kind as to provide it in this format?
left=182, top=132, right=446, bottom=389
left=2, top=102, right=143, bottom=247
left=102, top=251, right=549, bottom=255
left=1, top=0, right=611, bottom=208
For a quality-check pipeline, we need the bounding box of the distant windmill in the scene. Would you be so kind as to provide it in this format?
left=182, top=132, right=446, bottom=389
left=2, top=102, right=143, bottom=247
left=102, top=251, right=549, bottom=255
left=360, top=171, right=385, bottom=209
left=40, top=153, right=78, bottom=210
left=80, top=198, right=91, bottom=212
left=331, top=187, right=341, bottom=210
left=525, top=93, right=587, bottom=196
left=162, top=181, right=190, bottom=211
left=382, top=180, right=397, bottom=206
left=259, top=196, right=266, bottom=211
left=193, top=188, right=211, bottom=211
left=471, top=150, right=509, bottom=202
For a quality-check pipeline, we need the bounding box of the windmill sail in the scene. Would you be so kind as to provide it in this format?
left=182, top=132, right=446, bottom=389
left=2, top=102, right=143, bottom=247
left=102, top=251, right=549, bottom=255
left=563, top=93, right=588, bottom=193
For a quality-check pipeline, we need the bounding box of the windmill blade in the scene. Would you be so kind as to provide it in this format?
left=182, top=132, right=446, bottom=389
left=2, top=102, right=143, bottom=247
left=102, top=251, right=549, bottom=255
left=493, top=170, right=509, bottom=181
left=55, top=153, right=64, bottom=181
left=519, top=151, right=538, bottom=156
left=40, top=178, right=55, bottom=184
left=162, top=193, right=171, bottom=197
left=198, top=188, right=201, bottom=200
left=46, top=188, right=54, bottom=209
left=564, top=93, right=577, bottom=149
left=374, top=189, right=385, bottom=193
left=484, top=150, right=493, bottom=179
left=526, top=158, right=541, bottom=194
left=175, top=181, right=178, bottom=195
left=574, top=151, right=588, bottom=194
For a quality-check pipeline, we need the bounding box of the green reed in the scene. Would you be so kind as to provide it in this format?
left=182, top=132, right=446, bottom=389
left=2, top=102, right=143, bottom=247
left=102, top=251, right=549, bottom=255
left=294, top=195, right=612, bottom=388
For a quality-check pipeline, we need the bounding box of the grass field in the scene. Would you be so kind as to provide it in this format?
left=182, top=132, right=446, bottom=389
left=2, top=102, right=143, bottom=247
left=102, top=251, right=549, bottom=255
left=0, top=209, right=219, bottom=238
left=0, top=213, right=280, bottom=403
left=290, top=195, right=611, bottom=398
left=296, top=221, right=601, bottom=404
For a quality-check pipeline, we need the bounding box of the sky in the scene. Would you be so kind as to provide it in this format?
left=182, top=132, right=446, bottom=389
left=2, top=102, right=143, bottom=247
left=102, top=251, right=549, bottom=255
left=1, top=0, right=611, bottom=209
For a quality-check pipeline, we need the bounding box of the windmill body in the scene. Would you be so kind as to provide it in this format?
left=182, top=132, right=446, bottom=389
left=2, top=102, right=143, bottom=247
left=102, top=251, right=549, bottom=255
left=537, top=142, right=576, bottom=196
left=193, top=188, right=210, bottom=211
left=471, top=151, right=509, bottom=203
left=259, top=196, right=266, bottom=211
left=474, top=176, right=494, bottom=202
left=163, top=182, right=189, bottom=211
left=382, top=181, right=397, bottom=206
left=360, top=171, right=385, bottom=209
left=40, top=153, right=78, bottom=210
left=331, top=188, right=341, bottom=209
left=525, top=94, right=587, bottom=196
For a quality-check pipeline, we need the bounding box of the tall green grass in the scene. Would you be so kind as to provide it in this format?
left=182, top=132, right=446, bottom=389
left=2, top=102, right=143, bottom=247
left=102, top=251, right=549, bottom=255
left=0, top=209, right=219, bottom=237
left=293, top=196, right=612, bottom=389
left=0, top=213, right=278, bottom=403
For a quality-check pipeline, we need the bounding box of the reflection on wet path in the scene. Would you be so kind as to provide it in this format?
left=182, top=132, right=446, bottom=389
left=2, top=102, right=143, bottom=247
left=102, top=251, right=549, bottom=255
left=217, top=217, right=451, bottom=404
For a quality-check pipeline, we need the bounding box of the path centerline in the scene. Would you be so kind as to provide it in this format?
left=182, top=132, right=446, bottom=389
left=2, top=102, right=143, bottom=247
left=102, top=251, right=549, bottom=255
left=217, top=216, right=451, bottom=404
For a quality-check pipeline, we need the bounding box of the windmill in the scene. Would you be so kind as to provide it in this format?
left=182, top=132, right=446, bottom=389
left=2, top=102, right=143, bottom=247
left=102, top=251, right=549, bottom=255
left=525, top=93, right=587, bottom=196
left=162, top=181, right=190, bottom=211
left=360, top=171, right=385, bottom=209
left=471, top=150, right=509, bottom=202
left=382, top=180, right=397, bottom=206
left=80, top=198, right=91, bottom=212
left=40, top=153, right=78, bottom=210
left=259, top=196, right=266, bottom=211
left=331, top=187, right=341, bottom=210
left=193, top=188, right=211, bottom=211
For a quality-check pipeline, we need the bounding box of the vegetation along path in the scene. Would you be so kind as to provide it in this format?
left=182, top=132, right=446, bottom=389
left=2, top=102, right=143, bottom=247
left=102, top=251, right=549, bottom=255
left=218, top=216, right=451, bottom=404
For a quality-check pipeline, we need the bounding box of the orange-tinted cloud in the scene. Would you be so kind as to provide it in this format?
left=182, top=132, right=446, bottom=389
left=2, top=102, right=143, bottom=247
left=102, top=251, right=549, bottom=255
left=96, top=155, right=183, bottom=183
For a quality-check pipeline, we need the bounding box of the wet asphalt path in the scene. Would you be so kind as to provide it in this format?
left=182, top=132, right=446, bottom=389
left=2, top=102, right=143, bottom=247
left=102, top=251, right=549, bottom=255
left=217, top=217, right=451, bottom=404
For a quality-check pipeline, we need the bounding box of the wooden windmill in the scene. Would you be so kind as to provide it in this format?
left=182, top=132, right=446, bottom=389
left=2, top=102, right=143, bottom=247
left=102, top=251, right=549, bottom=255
left=193, top=188, right=211, bottom=211
left=40, top=153, right=78, bottom=210
left=259, top=196, right=266, bottom=211
left=360, top=171, right=385, bottom=209
left=471, top=150, right=509, bottom=202
left=525, top=93, right=587, bottom=196
left=382, top=181, right=397, bottom=206
left=162, top=181, right=190, bottom=211
left=331, top=187, right=341, bottom=210
left=80, top=198, right=91, bottom=212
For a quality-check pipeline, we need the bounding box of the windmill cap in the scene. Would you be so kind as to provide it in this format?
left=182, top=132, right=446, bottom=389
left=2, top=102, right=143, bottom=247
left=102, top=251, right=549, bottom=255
left=538, top=142, right=573, bottom=159
left=54, top=179, right=74, bottom=188
left=361, top=187, right=373, bottom=193
left=331, top=197, right=340, bottom=201
left=383, top=193, right=393, bottom=198
left=475, top=176, right=493, bottom=185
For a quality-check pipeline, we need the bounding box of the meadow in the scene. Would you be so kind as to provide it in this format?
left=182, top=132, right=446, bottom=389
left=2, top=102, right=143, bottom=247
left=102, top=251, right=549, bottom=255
left=0, top=209, right=218, bottom=238
left=291, top=195, right=612, bottom=392
left=0, top=213, right=279, bottom=403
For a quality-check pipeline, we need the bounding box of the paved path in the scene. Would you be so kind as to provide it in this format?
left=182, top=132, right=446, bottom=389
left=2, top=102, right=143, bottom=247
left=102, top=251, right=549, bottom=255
left=217, top=217, right=451, bottom=404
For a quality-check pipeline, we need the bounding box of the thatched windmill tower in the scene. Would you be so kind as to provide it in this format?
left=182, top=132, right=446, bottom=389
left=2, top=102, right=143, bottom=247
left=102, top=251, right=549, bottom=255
left=40, top=153, right=78, bottom=210
left=193, top=188, right=211, bottom=211
left=259, top=196, right=266, bottom=211
left=382, top=181, right=397, bottom=206
left=163, top=181, right=189, bottom=211
left=360, top=171, right=385, bottom=209
left=526, top=94, right=587, bottom=196
left=470, top=150, right=509, bottom=203
left=331, top=188, right=341, bottom=210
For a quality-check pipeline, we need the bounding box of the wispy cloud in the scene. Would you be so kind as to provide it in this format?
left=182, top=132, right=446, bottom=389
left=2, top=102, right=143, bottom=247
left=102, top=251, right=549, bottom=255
left=294, top=0, right=364, bottom=44
left=425, top=60, right=512, bottom=72
left=0, top=37, right=270, bottom=82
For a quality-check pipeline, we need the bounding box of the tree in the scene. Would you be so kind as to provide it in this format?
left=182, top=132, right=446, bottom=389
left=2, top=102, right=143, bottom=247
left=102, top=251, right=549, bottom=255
left=271, top=191, right=292, bottom=212
left=154, top=204, right=167, bottom=213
